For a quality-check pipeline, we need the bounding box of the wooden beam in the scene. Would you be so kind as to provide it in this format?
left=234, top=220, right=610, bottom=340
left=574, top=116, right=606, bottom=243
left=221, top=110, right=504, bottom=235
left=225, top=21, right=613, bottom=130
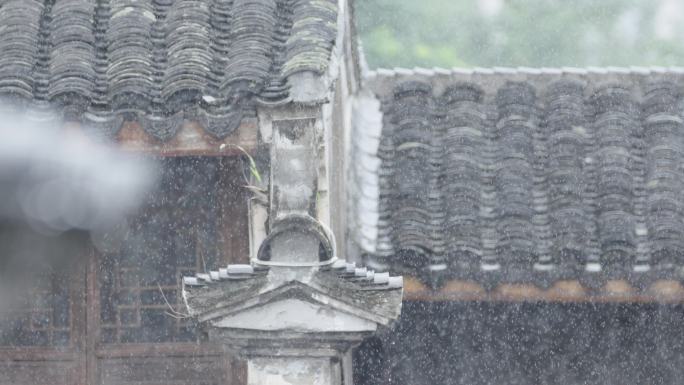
left=86, top=247, right=100, bottom=385
left=116, top=120, right=258, bottom=156
left=403, top=276, right=684, bottom=303
left=64, top=119, right=259, bottom=156
left=0, top=348, right=81, bottom=361
left=94, top=343, right=226, bottom=358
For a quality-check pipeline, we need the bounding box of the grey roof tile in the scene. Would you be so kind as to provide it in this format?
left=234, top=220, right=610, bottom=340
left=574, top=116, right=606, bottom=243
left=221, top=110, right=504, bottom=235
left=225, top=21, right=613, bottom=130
left=354, top=68, right=684, bottom=288
left=0, top=0, right=338, bottom=140
left=182, top=261, right=403, bottom=292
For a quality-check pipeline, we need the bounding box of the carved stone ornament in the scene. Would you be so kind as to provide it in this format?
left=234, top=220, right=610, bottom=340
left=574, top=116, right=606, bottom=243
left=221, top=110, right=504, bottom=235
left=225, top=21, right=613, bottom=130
left=183, top=214, right=402, bottom=385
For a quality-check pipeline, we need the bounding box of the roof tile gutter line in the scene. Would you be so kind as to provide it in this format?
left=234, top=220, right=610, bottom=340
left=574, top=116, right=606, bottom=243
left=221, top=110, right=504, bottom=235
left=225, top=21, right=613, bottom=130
left=365, top=66, right=684, bottom=98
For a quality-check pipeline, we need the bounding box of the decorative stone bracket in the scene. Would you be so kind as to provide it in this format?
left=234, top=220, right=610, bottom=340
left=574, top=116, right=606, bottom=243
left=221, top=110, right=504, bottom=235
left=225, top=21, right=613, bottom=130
left=183, top=253, right=402, bottom=383
left=183, top=213, right=402, bottom=384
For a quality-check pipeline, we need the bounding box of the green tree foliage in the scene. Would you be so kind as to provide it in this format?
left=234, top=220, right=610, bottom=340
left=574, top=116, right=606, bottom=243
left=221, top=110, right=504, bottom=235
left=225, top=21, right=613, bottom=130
left=355, top=0, right=684, bottom=68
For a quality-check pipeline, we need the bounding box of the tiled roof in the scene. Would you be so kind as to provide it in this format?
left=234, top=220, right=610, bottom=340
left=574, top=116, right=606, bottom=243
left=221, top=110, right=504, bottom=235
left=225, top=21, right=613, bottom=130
left=319, top=259, right=405, bottom=290
left=182, top=260, right=403, bottom=291
left=182, top=264, right=267, bottom=286
left=0, top=0, right=338, bottom=139
left=182, top=260, right=403, bottom=327
left=353, top=67, right=684, bottom=288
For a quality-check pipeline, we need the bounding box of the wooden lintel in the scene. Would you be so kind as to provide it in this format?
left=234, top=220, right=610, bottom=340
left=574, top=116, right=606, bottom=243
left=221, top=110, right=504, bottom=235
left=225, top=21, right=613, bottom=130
left=403, top=276, right=684, bottom=303
left=64, top=119, right=258, bottom=156
left=94, top=343, right=226, bottom=358
left=116, top=120, right=259, bottom=156
left=0, top=348, right=81, bottom=361
left=64, top=120, right=259, bottom=156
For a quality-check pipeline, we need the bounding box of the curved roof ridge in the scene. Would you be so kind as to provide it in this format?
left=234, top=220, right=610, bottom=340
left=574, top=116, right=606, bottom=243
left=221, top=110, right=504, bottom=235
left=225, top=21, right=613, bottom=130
left=368, top=65, right=684, bottom=78
left=364, top=65, right=684, bottom=98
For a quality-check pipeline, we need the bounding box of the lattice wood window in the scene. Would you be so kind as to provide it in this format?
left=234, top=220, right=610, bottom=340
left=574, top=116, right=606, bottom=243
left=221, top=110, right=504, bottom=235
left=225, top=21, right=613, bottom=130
left=0, top=270, right=71, bottom=347
left=98, top=157, right=242, bottom=344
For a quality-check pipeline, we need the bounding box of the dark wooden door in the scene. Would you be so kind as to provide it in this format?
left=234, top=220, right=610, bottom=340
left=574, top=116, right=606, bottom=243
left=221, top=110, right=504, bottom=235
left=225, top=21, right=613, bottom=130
left=88, top=157, right=248, bottom=385
left=1, top=158, right=249, bottom=385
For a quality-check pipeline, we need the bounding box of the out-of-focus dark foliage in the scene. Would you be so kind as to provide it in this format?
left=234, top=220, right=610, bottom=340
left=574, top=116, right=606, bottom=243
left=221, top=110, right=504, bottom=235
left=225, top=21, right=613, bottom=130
left=356, top=0, right=684, bottom=68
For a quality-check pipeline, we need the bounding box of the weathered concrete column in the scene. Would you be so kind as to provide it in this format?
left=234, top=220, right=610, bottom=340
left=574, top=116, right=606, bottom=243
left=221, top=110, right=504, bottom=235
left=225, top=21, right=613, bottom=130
left=247, top=357, right=340, bottom=385
left=182, top=117, right=402, bottom=385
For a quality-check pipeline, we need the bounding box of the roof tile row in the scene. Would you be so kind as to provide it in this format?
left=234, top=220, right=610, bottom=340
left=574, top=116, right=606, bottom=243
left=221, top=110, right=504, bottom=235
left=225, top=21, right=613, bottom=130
left=0, top=0, right=338, bottom=139
left=364, top=73, right=684, bottom=288
left=183, top=260, right=404, bottom=291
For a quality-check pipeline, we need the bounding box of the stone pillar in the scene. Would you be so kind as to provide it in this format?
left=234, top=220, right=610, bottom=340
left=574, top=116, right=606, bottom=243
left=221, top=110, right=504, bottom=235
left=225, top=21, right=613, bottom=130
left=247, top=357, right=341, bottom=385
